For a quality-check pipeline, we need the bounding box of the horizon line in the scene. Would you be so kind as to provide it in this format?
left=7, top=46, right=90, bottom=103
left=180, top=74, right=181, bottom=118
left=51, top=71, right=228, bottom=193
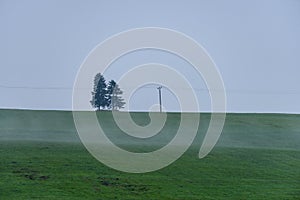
left=1, top=107, right=300, bottom=115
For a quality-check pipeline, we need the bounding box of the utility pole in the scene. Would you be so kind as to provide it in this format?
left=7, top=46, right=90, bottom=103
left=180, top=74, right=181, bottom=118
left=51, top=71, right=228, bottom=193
left=157, top=86, right=162, bottom=113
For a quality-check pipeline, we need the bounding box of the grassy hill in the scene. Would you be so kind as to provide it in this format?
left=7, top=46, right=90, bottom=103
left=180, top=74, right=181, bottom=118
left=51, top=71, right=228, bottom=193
left=0, top=109, right=299, bottom=199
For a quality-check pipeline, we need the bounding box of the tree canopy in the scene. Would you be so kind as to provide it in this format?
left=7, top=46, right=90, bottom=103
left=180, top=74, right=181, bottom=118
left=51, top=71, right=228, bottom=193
left=107, top=80, right=125, bottom=110
left=90, top=73, right=125, bottom=111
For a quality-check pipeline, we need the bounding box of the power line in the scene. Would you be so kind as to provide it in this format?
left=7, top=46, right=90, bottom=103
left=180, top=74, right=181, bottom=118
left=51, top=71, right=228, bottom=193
left=0, top=84, right=300, bottom=94
left=0, top=85, right=72, bottom=90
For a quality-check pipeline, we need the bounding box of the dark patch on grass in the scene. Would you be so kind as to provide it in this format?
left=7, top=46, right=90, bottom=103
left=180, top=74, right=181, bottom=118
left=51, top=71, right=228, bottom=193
left=39, top=175, right=50, bottom=180
left=97, top=177, right=149, bottom=192
left=12, top=167, right=49, bottom=181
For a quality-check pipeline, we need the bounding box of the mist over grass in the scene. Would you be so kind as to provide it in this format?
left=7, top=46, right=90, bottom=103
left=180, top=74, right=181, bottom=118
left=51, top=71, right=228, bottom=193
left=1, top=109, right=299, bottom=151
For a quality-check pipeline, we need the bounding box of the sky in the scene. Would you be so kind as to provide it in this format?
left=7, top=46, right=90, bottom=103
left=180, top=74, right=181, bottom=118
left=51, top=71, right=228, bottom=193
left=0, top=0, right=300, bottom=113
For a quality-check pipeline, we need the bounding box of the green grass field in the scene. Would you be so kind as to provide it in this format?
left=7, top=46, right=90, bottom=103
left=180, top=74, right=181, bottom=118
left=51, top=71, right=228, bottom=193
left=0, top=109, right=299, bottom=199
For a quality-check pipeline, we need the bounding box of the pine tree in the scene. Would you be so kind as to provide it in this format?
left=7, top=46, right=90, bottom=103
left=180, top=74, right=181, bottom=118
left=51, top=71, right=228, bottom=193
left=107, top=80, right=125, bottom=110
left=90, top=73, right=108, bottom=110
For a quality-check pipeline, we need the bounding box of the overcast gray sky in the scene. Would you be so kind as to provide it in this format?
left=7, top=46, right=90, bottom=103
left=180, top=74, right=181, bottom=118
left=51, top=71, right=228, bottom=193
left=1, top=0, right=300, bottom=113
